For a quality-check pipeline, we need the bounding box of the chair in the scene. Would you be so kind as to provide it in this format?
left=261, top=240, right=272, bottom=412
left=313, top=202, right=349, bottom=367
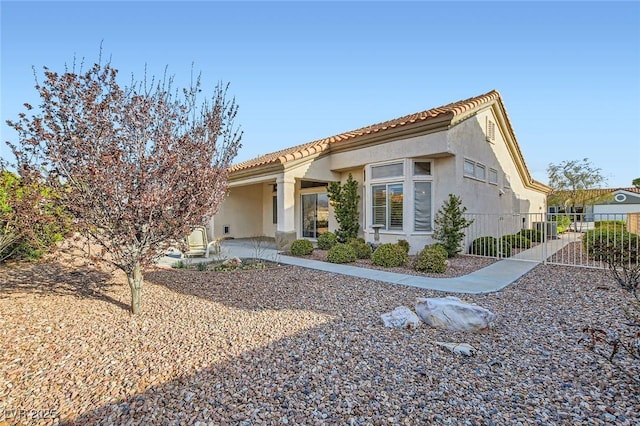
left=184, top=226, right=217, bottom=258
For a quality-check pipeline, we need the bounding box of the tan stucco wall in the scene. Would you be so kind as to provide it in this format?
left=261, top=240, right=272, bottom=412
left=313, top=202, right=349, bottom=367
left=213, top=184, right=263, bottom=239
left=330, top=131, right=449, bottom=171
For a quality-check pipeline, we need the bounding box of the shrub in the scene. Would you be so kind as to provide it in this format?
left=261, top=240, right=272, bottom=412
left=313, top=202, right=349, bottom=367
left=317, top=232, right=338, bottom=250
left=327, top=243, right=356, bottom=264
left=583, top=228, right=639, bottom=259
left=397, top=239, right=410, bottom=254
left=470, top=236, right=512, bottom=257
left=501, top=234, right=531, bottom=249
left=371, top=243, right=409, bottom=267
left=549, top=214, right=572, bottom=233
left=433, top=194, right=474, bottom=258
left=518, top=229, right=543, bottom=243
left=348, top=239, right=372, bottom=259
left=327, top=174, right=360, bottom=242
left=595, top=220, right=626, bottom=229
left=414, top=245, right=447, bottom=273
left=290, top=239, right=314, bottom=256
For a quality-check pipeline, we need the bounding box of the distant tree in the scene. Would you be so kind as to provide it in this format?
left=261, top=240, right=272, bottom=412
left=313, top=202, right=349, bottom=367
left=633, top=177, right=640, bottom=188
left=327, top=174, right=360, bottom=242
left=6, top=57, right=242, bottom=314
left=547, top=158, right=607, bottom=223
left=433, top=194, right=474, bottom=258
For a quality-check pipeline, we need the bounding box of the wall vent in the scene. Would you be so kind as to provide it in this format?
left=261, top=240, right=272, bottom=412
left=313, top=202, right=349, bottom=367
left=486, top=118, right=496, bottom=142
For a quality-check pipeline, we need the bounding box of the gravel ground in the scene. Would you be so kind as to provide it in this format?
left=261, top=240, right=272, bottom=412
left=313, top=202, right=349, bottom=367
left=301, top=251, right=497, bottom=278
left=1, top=259, right=639, bottom=425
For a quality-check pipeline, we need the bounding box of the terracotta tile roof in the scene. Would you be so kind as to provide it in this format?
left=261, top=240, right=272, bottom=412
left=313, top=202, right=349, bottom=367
left=230, top=90, right=502, bottom=173
left=549, top=187, right=640, bottom=200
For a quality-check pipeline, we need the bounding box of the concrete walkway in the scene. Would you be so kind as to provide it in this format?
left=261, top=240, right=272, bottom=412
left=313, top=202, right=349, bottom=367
left=157, top=238, right=560, bottom=294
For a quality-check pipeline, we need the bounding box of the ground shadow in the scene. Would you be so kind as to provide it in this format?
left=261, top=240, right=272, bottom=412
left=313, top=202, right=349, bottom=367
left=0, top=260, right=130, bottom=311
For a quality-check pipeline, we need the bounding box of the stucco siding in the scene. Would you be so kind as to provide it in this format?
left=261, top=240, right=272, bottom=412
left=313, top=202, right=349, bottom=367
left=329, top=131, right=449, bottom=172
left=214, top=184, right=263, bottom=239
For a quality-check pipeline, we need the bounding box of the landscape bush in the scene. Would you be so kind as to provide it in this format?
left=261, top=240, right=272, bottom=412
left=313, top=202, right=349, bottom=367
left=501, top=234, right=532, bottom=249
left=327, top=243, right=356, bottom=264
left=583, top=228, right=639, bottom=260
left=518, top=229, right=543, bottom=243
left=290, top=239, right=314, bottom=256
left=432, top=194, right=474, bottom=258
left=371, top=243, right=409, bottom=267
left=548, top=214, right=572, bottom=233
left=413, top=245, right=447, bottom=273
left=397, top=239, right=410, bottom=254
left=348, top=239, right=372, bottom=259
left=470, top=236, right=512, bottom=257
left=317, top=232, right=338, bottom=250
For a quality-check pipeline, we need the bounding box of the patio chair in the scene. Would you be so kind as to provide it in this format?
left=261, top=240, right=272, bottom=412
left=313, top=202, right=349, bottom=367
left=184, top=226, right=217, bottom=258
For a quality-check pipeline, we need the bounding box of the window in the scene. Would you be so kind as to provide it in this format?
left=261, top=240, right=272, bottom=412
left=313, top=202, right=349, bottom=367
left=414, top=182, right=432, bottom=231
left=464, top=158, right=486, bottom=181
left=372, top=183, right=403, bottom=230
left=475, top=164, right=486, bottom=181
left=371, top=162, right=403, bottom=179
left=489, top=168, right=498, bottom=185
left=464, top=159, right=475, bottom=177
left=413, top=161, right=432, bottom=176
left=272, top=196, right=277, bottom=224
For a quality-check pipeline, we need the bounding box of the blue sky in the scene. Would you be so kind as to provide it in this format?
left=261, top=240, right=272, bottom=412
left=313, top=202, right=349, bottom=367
left=1, top=1, right=639, bottom=187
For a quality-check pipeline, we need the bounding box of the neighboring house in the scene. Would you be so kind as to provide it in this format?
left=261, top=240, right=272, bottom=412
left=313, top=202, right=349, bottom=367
left=211, top=90, right=551, bottom=253
left=548, top=187, right=640, bottom=222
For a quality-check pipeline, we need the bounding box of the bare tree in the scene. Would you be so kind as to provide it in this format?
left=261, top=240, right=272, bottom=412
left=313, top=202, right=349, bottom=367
left=6, top=57, right=242, bottom=314
left=547, top=158, right=607, bottom=229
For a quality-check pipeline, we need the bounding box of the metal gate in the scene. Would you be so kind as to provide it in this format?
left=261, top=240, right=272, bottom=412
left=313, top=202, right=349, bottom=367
left=461, top=212, right=640, bottom=269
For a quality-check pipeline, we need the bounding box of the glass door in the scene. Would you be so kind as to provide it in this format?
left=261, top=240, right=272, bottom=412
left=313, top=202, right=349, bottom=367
left=302, top=193, right=328, bottom=238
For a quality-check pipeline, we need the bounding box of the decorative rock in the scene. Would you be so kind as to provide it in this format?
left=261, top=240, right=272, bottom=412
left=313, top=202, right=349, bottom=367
left=415, top=296, right=495, bottom=332
left=380, top=306, right=422, bottom=329
left=223, top=257, right=242, bottom=267
left=435, top=341, right=476, bottom=356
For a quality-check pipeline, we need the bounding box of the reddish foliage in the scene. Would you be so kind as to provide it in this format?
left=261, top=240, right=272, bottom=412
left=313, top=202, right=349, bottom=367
left=6, top=58, right=242, bottom=312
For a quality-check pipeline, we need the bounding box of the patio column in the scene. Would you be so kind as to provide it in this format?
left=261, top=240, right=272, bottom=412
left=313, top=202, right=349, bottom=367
left=276, top=174, right=296, bottom=250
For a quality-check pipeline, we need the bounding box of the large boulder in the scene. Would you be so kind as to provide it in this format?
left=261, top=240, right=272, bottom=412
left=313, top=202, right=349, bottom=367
left=415, top=296, right=495, bottom=332
left=381, top=306, right=422, bottom=329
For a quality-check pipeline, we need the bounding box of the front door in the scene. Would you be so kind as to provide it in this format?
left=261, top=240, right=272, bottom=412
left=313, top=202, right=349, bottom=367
left=302, top=193, right=329, bottom=238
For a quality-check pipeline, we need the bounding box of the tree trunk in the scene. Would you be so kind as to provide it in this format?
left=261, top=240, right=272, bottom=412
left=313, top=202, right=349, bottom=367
left=127, top=262, right=144, bottom=315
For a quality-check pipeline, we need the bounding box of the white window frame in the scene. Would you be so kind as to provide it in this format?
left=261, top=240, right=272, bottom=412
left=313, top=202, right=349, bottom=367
left=365, top=159, right=434, bottom=234
left=488, top=168, right=498, bottom=185
left=464, top=158, right=487, bottom=182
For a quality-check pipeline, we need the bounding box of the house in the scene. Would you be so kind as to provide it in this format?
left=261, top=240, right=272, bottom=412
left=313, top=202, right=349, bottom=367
left=549, top=187, right=640, bottom=222
left=211, top=90, right=551, bottom=253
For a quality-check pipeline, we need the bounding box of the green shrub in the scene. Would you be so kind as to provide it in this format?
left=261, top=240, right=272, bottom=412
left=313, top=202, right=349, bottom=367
left=327, top=174, right=360, bottom=242
left=371, top=243, right=409, bottom=267
left=348, top=239, right=372, bottom=259
left=470, top=236, right=512, bottom=257
left=317, top=232, right=338, bottom=250
left=397, top=239, right=410, bottom=254
left=595, top=220, right=626, bottom=229
left=470, top=236, right=497, bottom=256
left=414, top=245, right=447, bottom=273
left=518, top=229, right=543, bottom=243
left=290, top=239, right=314, bottom=256
left=549, top=214, right=572, bottom=233
left=501, top=234, right=531, bottom=249
left=583, top=228, right=639, bottom=259
left=327, top=243, right=356, bottom=264
left=432, top=194, right=474, bottom=258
